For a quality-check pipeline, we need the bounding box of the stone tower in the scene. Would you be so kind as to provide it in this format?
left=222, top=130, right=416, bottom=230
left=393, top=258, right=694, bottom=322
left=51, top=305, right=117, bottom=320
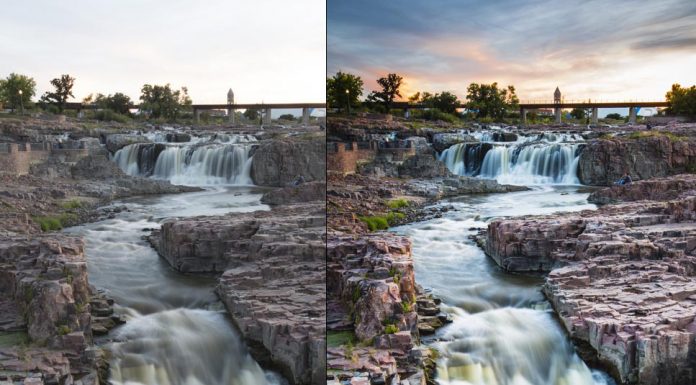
left=227, top=88, right=234, bottom=104
left=554, top=87, right=561, bottom=103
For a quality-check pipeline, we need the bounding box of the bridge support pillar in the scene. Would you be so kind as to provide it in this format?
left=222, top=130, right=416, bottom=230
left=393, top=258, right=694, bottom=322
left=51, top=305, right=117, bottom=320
left=554, top=107, right=562, bottom=124
left=302, top=108, right=310, bottom=125
left=591, top=107, right=598, bottom=125
left=194, top=109, right=201, bottom=123
left=629, top=107, right=637, bottom=124
left=404, top=108, right=410, bottom=119
left=227, top=108, right=235, bottom=124
left=263, top=108, right=272, bottom=125
left=521, top=108, right=527, bottom=126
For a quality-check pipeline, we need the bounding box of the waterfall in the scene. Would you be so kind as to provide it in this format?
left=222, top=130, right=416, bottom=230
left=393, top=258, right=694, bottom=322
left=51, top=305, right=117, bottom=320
left=440, top=132, right=583, bottom=185
left=113, top=139, right=255, bottom=186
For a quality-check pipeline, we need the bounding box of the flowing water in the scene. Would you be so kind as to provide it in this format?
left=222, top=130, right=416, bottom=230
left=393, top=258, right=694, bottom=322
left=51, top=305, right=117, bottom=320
left=439, top=131, right=585, bottom=185
left=65, top=149, right=286, bottom=384
left=113, top=132, right=257, bottom=185
left=394, top=186, right=616, bottom=385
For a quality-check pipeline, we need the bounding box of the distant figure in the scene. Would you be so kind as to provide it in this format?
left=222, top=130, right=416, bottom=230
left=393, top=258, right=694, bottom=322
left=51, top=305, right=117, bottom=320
left=615, top=172, right=632, bottom=186
left=646, top=122, right=652, bottom=130
left=292, top=175, right=305, bottom=186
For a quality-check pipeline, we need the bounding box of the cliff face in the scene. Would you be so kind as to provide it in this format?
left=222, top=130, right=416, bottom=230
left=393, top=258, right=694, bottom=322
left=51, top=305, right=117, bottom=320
left=483, top=178, right=696, bottom=385
left=250, top=137, right=326, bottom=187
left=149, top=203, right=327, bottom=385
left=577, top=135, right=696, bottom=186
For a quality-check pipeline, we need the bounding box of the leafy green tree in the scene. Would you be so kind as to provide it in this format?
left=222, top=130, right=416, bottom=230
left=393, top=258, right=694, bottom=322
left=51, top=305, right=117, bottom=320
left=278, top=113, right=295, bottom=121
left=421, top=91, right=460, bottom=114
left=139, top=84, right=191, bottom=120
left=570, top=108, right=586, bottom=120
left=665, top=83, right=696, bottom=118
left=465, top=82, right=518, bottom=119
left=88, top=92, right=134, bottom=115
left=41, top=74, right=75, bottom=113
left=243, top=109, right=259, bottom=120
left=327, top=71, right=363, bottom=112
left=605, top=113, right=622, bottom=120
left=366, top=73, right=403, bottom=112
left=0, top=73, right=36, bottom=112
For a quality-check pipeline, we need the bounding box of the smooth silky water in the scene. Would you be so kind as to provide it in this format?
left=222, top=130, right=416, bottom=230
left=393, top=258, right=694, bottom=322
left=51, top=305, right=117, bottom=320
left=64, top=133, right=285, bottom=385
left=394, top=187, right=615, bottom=385
left=397, top=130, right=617, bottom=385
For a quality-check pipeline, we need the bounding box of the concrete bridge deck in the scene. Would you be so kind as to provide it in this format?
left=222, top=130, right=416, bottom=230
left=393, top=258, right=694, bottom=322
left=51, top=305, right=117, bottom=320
left=63, top=102, right=326, bottom=125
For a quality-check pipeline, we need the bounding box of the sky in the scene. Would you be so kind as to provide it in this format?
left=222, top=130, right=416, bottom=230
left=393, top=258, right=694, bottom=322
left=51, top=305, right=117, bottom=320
left=0, top=0, right=326, bottom=105
left=328, top=0, right=696, bottom=110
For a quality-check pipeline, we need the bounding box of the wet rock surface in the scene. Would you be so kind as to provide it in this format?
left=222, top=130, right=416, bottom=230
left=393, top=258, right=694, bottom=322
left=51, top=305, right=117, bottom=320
left=250, top=135, right=326, bottom=187
left=484, top=175, right=696, bottom=384
left=327, top=233, right=442, bottom=385
left=577, top=134, right=696, bottom=186
left=149, top=203, right=326, bottom=385
left=260, top=181, right=327, bottom=205
left=588, top=174, right=696, bottom=204
left=0, top=236, right=112, bottom=385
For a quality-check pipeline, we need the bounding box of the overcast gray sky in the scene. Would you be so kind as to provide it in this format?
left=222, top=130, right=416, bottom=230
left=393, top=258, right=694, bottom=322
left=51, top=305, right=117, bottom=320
left=329, top=0, right=696, bottom=103
left=1, top=0, right=325, bottom=104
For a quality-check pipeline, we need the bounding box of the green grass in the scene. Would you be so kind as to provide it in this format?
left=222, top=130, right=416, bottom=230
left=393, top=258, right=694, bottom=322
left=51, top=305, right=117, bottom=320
left=385, top=212, right=406, bottom=225
left=0, top=332, right=29, bottom=347
left=60, top=199, right=83, bottom=210
left=33, top=213, right=79, bottom=232
left=327, top=330, right=357, bottom=347
left=384, top=324, right=399, bottom=334
left=401, top=301, right=412, bottom=312
left=359, top=215, right=389, bottom=231
left=387, top=198, right=409, bottom=209
left=56, top=325, right=71, bottom=336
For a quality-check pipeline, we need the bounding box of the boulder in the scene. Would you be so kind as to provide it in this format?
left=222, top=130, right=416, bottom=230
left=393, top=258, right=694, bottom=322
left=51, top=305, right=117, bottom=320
left=260, top=181, right=326, bottom=205
left=251, top=137, right=326, bottom=187
left=105, top=134, right=150, bottom=153
left=432, top=132, right=477, bottom=152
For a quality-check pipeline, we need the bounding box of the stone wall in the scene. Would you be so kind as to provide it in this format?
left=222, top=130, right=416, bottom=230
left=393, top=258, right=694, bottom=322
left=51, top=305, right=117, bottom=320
left=327, top=141, right=377, bottom=174
left=0, top=143, right=90, bottom=176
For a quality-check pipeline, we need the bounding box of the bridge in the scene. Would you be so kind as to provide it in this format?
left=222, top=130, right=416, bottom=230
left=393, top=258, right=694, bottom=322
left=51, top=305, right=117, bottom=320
left=63, top=102, right=327, bottom=125
left=518, top=100, right=669, bottom=125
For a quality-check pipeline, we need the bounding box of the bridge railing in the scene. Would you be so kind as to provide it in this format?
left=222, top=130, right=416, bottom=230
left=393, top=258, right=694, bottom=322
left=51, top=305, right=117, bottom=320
left=519, top=99, right=666, bottom=104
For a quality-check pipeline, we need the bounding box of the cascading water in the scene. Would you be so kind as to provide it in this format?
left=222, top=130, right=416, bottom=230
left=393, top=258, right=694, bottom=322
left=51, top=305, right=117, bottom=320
left=439, top=131, right=584, bottom=185
left=64, top=188, right=285, bottom=385
left=113, top=134, right=256, bottom=185
left=393, top=187, right=614, bottom=385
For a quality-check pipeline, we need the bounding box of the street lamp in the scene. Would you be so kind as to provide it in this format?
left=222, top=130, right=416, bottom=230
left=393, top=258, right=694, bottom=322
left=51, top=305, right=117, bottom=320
left=345, top=89, right=350, bottom=115
left=18, top=89, right=23, bottom=115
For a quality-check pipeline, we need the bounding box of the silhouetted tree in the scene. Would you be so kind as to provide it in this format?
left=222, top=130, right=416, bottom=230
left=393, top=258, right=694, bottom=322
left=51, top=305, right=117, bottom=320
left=366, top=73, right=403, bottom=112
left=666, top=83, right=696, bottom=118
left=465, top=82, right=518, bottom=119
left=41, top=74, right=75, bottom=113
left=243, top=109, right=259, bottom=120
left=139, top=84, right=191, bottom=120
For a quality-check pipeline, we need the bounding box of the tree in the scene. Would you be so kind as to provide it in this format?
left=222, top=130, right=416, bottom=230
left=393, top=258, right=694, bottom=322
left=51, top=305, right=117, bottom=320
left=94, top=92, right=133, bottom=115
left=665, top=83, right=696, bottom=118
left=327, top=71, right=363, bottom=112
left=41, top=74, right=75, bottom=113
left=366, top=73, right=403, bottom=112
left=465, top=82, right=518, bottom=119
left=278, top=113, right=295, bottom=121
left=0, top=73, right=36, bottom=112
left=605, top=113, right=622, bottom=120
left=421, top=91, right=460, bottom=114
left=139, top=84, right=191, bottom=120
left=570, top=108, right=586, bottom=120
left=243, top=109, right=259, bottom=120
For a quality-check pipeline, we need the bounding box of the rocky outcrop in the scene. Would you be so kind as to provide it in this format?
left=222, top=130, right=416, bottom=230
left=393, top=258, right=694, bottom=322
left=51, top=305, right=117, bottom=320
left=260, top=181, right=326, bottom=205
left=104, top=134, right=150, bottom=153
left=406, top=176, right=527, bottom=199
left=0, top=236, right=109, bottom=385
left=327, top=233, right=443, bottom=385
left=577, top=134, right=696, bottom=185
left=588, top=174, right=696, bottom=204
left=484, top=183, right=696, bottom=384
left=432, top=132, right=477, bottom=152
left=250, top=137, right=326, bottom=187
left=149, top=204, right=326, bottom=385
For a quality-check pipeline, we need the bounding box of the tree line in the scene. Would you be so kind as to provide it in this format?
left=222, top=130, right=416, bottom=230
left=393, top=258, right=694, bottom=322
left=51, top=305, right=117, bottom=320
left=0, top=72, right=225, bottom=122
left=327, top=71, right=519, bottom=121
left=327, top=71, right=696, bottom=122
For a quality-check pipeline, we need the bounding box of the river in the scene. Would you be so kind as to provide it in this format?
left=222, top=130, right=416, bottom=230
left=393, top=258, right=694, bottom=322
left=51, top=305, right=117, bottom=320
left=63, top=132, right=286, bottom=385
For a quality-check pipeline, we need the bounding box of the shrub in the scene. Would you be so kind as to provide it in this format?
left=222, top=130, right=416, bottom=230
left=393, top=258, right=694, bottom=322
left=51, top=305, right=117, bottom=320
left=401, top=301, right=412, bottom=312
left=89, top=109, right=131, bottom=123
left=359, top=215, right=389, bottom=231
left=34, top=216, right=62, bottom=231
left=386, top=211, right=406, bottom=226
left=56, top=325, right=71, bottom=336
left=61, top=199, right=82, bottom=209
left=387, top=198, right=409, bottom=209
left=384, top=324, right=399, bottom=334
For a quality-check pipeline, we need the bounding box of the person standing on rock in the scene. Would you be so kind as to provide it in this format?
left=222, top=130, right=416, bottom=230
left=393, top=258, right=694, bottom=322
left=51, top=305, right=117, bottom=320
left=615, top=172, right=632, bottom=185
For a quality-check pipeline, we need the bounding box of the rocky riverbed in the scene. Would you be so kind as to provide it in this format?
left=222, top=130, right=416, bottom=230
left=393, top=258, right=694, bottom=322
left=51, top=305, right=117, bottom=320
left=483, top=174, right=696, bottom=385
